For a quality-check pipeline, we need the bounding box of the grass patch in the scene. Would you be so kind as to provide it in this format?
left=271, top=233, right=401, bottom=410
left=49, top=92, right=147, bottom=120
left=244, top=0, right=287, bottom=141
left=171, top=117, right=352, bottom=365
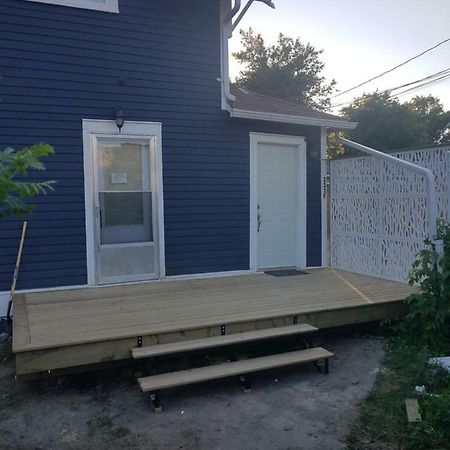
left=346, top=339, right=450, bottom=450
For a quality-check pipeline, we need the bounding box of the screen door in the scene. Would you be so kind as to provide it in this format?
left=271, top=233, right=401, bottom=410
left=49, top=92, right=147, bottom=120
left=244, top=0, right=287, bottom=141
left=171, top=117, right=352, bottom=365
left=94, top=137, right=158, bottom=284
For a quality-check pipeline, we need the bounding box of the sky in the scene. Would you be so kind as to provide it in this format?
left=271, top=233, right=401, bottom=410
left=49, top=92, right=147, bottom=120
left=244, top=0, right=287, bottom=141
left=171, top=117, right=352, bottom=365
left=229, top=0, right=450, bottom=113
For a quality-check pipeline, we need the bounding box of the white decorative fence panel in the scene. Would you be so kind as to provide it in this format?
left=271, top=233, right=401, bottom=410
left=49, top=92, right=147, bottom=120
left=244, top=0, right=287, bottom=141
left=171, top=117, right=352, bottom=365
left=330, top=146, right=450, bottom=282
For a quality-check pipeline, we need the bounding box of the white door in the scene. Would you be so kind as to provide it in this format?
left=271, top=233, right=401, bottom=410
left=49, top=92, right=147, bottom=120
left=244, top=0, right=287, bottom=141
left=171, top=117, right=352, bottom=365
left=93, top=137, right=159, bottom=284
left=255, top=140, right=306, bottom=270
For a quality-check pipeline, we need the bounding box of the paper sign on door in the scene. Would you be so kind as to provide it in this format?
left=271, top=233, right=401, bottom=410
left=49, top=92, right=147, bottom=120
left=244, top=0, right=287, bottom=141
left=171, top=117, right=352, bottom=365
left=111, top=172, right=127, bottom=184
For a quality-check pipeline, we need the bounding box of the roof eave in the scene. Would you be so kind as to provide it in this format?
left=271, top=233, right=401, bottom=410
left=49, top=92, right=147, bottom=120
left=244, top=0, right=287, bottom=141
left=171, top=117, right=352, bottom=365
left=230, top=108, right=358, bottom=130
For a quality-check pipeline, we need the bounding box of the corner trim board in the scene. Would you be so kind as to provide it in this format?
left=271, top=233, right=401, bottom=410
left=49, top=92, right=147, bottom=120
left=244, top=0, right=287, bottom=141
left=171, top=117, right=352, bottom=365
left=320, top=126, right=328, bottom=267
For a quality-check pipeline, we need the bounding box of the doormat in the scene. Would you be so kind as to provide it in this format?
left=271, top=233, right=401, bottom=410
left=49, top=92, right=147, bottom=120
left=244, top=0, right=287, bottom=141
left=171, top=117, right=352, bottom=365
left=264, top=269, right=309, bottom=277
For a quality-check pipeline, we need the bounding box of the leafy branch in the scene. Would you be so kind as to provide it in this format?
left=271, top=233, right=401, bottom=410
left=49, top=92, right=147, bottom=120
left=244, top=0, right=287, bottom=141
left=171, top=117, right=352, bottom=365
left=399, top=220, right=450, bottom=350
left=0, top=143, right=55, bottom=218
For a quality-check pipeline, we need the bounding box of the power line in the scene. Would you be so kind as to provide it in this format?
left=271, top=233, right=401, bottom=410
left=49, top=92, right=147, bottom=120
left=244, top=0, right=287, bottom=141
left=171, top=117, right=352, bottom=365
left=392, top=72, right=450, bottom=98
left=330, top=37, right=450, bottom=99
left=330, top=68, right=450, bottom=108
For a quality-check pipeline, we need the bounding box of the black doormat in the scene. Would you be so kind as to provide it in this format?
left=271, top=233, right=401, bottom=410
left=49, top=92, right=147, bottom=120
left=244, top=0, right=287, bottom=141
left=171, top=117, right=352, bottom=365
left=264, top=269, right=309, bottom=277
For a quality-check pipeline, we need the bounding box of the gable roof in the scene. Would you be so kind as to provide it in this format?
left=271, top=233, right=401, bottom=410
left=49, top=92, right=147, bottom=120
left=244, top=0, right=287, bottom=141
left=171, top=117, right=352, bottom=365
left=229, top=85, right=357, bottom=129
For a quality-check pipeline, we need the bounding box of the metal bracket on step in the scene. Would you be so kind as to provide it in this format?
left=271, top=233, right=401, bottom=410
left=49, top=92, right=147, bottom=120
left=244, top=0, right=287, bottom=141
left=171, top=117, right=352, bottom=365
left=150, top=392, right=162, bottom=413
left=239, top=374, right=252, bottom=393
left=302, top=337, right=311, bottom=349
left=221, top=325, right=226, bottom=336
left=293, top=316, right=298, bottom=325
left=137, top=336, right=143, bottom=348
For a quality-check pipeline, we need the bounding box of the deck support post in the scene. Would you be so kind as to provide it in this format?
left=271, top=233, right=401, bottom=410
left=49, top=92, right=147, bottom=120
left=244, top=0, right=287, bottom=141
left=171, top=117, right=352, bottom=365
left=150, top=392, right=162, bottom=413
left=313, top=358, right=330, bottom=374
left=239, top=374, right=252, bottom=392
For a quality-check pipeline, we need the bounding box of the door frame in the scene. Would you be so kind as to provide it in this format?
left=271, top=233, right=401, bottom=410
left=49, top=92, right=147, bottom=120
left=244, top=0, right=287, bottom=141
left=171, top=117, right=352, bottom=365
left=249, top=132, right=307, bottom=271
left=82, top=119, right=165, bottom=286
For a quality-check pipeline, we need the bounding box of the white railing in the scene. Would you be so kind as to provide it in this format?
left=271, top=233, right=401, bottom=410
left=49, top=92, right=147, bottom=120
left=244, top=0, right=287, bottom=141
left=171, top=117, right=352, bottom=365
left=330, top=143, right=450, bottom=282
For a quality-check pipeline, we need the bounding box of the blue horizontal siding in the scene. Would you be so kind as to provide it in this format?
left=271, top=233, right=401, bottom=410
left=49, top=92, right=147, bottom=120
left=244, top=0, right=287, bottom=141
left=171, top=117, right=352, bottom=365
left=0, top=0, right=322, bottom=291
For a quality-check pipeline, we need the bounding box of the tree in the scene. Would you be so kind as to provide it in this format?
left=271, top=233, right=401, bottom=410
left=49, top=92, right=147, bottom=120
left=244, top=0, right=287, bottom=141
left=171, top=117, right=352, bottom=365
left=335, top=92, right=450, bottom=155
left=233, top=28, right=336, bottom=110
left=407, top=95, right=450, bottom=145
left=0, top=143, right=55, bottom=218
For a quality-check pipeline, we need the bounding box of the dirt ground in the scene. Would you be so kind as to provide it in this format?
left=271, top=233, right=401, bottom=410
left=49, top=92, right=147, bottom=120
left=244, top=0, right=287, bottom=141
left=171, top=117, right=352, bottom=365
left=0, top=334, right=383, bottom=450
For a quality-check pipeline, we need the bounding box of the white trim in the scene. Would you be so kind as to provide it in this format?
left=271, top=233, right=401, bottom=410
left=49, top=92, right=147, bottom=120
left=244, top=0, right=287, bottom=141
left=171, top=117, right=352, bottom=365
left=219, top=0, right=235, bottom=111
left=24, top=0, right=119, bottom=13
left=320, top=127, right=328, bottom=267
left=249, top=132, right=307, bottom=271
left=82, top=119, right=165, bottom=286
left=231, top=108, right=357, bottom=130
left=165, top=269, right=258, bottom=281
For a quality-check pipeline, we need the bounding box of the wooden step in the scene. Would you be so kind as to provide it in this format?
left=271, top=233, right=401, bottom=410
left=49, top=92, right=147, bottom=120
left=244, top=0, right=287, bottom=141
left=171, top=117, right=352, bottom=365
left=138, top=347, right=333, bottom=392
left=131, top=323, right=317, bottom=360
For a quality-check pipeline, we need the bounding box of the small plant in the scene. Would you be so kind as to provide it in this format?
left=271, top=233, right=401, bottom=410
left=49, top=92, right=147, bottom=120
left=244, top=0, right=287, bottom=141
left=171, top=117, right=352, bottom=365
left=0, top=143, right=55, bottom=218
left=399, top=221, right=450, bottom=351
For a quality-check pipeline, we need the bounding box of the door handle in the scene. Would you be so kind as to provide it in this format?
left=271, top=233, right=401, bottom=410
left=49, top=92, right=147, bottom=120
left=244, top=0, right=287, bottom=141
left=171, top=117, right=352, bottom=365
left=257, top=212, right=261, bottom=232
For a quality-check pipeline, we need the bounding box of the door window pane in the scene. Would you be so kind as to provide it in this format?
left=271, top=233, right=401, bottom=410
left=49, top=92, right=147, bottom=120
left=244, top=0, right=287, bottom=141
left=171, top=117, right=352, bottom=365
left=99, top=141, right=150, bottom=191
left=99, top=192, right=153, bottom=244
left=97, top=139, right=153, bottom=245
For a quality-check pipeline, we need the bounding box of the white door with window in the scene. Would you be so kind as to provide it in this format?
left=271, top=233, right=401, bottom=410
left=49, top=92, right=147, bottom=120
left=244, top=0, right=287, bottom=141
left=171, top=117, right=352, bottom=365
left=83, top=120, right=164, bottom=285
left=250, top=134, right=306, bottom=271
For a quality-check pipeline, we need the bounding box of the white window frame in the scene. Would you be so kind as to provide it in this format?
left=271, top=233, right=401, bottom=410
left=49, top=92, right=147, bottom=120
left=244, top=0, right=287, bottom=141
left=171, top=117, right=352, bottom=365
left=24, top=0, right=119, bottom=13
left=249, top=132, right=307, bottom=272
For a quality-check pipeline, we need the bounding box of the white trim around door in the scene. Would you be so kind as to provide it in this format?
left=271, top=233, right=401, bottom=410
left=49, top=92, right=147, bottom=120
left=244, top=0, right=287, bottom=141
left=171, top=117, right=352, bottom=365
left=82, top=119, right=165, bottom=286
left=250, top=132, right=307, bottom=272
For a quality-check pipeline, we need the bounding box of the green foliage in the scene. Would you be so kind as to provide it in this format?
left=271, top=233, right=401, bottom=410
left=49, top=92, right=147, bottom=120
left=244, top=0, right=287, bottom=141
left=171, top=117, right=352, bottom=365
left=409, top=95, right=450, bottom=145
left=347, top=340, right=450, bottom=450
left=399, top=221, right=450, bottom=351
left=347, top=224, right=450, bottom=450
left=407, top=390, right=450, bottom=450
left=0, top=143, right=55, bottom=218
left=233, top=28, right=336, bottom=111
left=337, top=92, right=450, bottom=155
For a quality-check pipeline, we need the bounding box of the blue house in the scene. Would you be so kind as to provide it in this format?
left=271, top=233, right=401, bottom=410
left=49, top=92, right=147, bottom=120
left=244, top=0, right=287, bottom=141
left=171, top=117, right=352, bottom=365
left=1, top=0, right=419, bottom=387
left=0, top=0, right=355, bottom=307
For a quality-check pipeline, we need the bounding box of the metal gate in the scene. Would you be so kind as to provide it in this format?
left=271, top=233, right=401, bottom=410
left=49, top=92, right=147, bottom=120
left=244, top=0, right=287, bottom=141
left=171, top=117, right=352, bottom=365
left=330, top=146, right=450, bottom=282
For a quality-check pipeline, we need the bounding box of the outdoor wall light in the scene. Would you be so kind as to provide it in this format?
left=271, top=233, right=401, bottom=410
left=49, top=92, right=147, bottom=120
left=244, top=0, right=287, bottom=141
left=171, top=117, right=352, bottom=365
left=114, top=109, right=125, bottom=132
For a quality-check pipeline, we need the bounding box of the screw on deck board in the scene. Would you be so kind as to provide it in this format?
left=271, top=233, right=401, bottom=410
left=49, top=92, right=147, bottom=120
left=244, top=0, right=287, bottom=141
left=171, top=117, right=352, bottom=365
left=137, top=336, right=143, bottom=347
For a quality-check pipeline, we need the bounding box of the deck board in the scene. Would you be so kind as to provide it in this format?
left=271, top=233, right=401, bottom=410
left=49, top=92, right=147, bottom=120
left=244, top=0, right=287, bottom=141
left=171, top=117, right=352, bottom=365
left=14, top=269, right=414, bottom=355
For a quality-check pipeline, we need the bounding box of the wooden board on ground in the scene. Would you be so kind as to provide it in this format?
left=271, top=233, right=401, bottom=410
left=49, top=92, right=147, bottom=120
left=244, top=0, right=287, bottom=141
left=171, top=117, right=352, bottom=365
left=405, top=399, right=422, bottom=422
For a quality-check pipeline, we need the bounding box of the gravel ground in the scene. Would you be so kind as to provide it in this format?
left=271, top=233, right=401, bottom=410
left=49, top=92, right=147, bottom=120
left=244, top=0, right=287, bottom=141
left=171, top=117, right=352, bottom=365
left=0, top=333, right=384, bottom=450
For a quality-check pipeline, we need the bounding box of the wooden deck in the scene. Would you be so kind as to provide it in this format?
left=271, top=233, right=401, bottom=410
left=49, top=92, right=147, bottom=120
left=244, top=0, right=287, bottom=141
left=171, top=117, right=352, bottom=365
left=12, top=268, right=415, bottom=376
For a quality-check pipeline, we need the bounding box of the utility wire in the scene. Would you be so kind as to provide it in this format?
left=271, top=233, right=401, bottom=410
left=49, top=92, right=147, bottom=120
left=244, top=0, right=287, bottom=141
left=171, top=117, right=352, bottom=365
left=330, top=67, right=450, bottom=108
left=392, top=72, right=450, bottom=98
left=330, top=37, right=450, bottom=99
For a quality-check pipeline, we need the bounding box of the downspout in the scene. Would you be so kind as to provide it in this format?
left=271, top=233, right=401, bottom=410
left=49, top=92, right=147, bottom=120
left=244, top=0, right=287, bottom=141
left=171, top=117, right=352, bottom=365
left=220, top=0, right=275, bottom=109
left=221, top=0, right=241, bottom=107
left=338, top=137, right=443, bottom=254
left=224, top=0, right=241, bottom=25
